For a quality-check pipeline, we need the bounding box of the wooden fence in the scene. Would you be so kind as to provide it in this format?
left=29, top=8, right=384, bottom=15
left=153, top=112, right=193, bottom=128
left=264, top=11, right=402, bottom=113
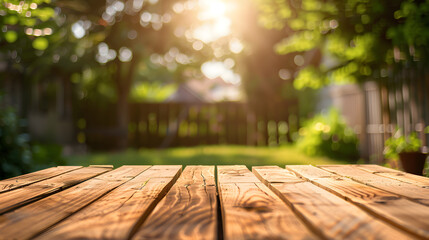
left=78, top=100, right=299, bottom=150
left=330, top=65, right=429, bottom=164
left=364, top=65, right=429, bottom=163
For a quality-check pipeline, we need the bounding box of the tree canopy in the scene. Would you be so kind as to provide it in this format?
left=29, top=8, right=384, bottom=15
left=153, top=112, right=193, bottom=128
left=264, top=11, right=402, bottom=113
left=256, top=0, right=429, bottom=89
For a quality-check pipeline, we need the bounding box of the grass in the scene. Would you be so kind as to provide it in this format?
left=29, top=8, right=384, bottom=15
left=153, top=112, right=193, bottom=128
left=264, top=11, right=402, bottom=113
left=65, top=145, right=349, bottom=169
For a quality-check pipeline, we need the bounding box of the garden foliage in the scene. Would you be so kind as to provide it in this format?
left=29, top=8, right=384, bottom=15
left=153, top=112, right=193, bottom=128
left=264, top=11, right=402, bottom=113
left=0, top=103, right=65, bottom=179
left=255, top=0, right=429, bottom=89
left=0, top=106, right=32, bottom=179
left=296, top=108, right=359, bottom=160
left=384, top=131, right=422, bottom=160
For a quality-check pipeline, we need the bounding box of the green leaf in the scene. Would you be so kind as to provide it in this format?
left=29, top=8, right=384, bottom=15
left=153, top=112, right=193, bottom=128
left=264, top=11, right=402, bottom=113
left=5, top=15, right=19, bottom=25
left=293, top=66, right=327, bottom=89
left=32, top=37, right=49, bottom=50
left=21, top=18, right=37, bottom=27
left=32, top=8, right=55, bottom=21
left=5, top=31, right=18, bottom=43
left=275, top=31, right=321, bottom=54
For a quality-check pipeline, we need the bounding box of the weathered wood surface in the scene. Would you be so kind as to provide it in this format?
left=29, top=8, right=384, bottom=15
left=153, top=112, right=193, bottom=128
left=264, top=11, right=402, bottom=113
left=355, top=164, right=403, bottom=174
left=0, top=166, right=145, bottom=240
left=0, top=166, right=110, bottom=215
left=0, top=164, right=428, bottom=240
left=133, top=166, right=217, bottom=240
left=36, top=165, right=182, bottom=240
left=319, top=165, right=429, bottom=206
left=217, top=164, right=260, bottom=183
left=0, top=166, right=81, bottom=193
left=253, top=166, right=413, bottom=240
left=287, top=165, right=429, bottom=239
left=218, top=165, right=316, bottom=240
left=356, top=164, right=429, bottom=188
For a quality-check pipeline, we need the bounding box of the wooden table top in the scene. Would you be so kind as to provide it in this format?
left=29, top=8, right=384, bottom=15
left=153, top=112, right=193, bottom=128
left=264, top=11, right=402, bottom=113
left=0, top=164, right=428, bottom=240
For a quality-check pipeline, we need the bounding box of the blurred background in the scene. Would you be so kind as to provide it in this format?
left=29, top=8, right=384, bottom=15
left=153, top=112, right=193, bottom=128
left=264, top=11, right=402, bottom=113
left=1, top=0, right=429, bottom=178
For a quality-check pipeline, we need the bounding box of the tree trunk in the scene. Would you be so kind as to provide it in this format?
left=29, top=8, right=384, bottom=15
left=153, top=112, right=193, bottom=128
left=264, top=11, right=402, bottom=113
left=114, top=55, right=140, bottom=149
left=116, top=88, right=129, bottom=149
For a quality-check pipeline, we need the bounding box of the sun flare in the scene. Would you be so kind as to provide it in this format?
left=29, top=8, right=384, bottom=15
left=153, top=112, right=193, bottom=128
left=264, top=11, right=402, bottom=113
left=192, top=0, right=231, bottom=43
left=198, top=0, right=226, bottom=21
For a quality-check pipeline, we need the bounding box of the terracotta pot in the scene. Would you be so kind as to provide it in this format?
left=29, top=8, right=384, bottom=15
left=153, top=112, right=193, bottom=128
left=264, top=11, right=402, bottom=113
left=399, top=152, right=427, bottom=175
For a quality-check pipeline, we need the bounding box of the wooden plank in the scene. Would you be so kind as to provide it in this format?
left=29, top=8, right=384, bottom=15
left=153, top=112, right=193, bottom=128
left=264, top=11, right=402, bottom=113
left=0, top=166, right=82, bottom=193
left=0, top=166, right=148, bottom=240
left=0, top=166, right=112, bottom=215
left=218, top=165, right=316, bottom=240
left=356, top=164, right=429, bottom=188
left=217, top=165, right=260, bottom=183
left=287, top=165, right=429, bottom=239
left=250, top=166, right=304, bottom=184
left=319, top=165, right=429, bottom=206
left=35, top=165, right=182, bottom=240
left=89, top=165, right=114, bottom=168
left=354, top=164, right=402, bottom=174
left=253, top=166, right=413, bottom=240
left=132, top=166, right=217, bottom=240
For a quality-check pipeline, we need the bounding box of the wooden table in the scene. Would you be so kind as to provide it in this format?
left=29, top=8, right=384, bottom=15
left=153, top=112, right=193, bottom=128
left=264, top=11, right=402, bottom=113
left=1, top=164, right=428, bottom=240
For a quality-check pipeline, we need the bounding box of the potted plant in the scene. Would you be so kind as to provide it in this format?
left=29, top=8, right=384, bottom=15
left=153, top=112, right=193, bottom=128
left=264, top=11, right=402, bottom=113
left=384, top=131, right=427, bottom=175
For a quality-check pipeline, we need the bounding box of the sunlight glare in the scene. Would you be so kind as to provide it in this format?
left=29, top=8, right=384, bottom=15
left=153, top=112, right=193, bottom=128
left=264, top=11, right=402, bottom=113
left=71, top=22, right=85, bottom=39
left=201, top=61, right=241, bottom=85
left=201, top=61, right=224, bottom=79
left=192, top=18, right=230, bottom=43
left=192, top=0, right=231, bottom=43
left=192, top=41, right=204, bottom=50
left=197, top=0, right=226, bottom=21
left=119, top=47, right=133, bottom=62
left=229, top=38, right=243, bottom=54
left=173, top=3, right=184, bottom=13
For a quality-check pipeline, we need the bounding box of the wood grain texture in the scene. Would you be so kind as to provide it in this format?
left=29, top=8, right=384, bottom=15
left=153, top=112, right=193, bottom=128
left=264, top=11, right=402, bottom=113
left=0, top=166, right=110, bottom=214
left=251, top=166, right=305, bottom=185
left=218, top=165, right=316, bottom=240
left=89, top=165, right=115, bottom=168
left=35, top=165, right=182, bottom=240
left=253, top=166, right=413, bottom=240
left=217, top=165, right=260, bottom=183
left=287, top=165, right=429, bottom=239
left=0, top=166, right=81, bottom=193
left=354, top=165, right=402, bottom=174
left=356, top=164, right=429, bottom=188
left=133, top=166, right=217, bottom=240
left=319, top=165, right=429, bottom=205
left=0, top=166, right=147, bottom=240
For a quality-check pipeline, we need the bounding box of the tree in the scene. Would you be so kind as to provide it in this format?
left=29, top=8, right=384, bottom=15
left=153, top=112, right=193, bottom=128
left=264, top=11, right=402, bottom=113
left=1, top=0, right=57, bottom=114
left=254, top=0, right=429, bottom=89
left=73, top=0, right=218, bottom=147
left=2, top=0, right=233, bottom=148
left=54, top=0, right=239, bottom=148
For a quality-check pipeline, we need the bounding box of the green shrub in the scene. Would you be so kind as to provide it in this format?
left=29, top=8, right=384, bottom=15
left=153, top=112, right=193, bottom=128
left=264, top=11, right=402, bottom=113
left=0, top=103, right=65, bottom=179
left=0, top=106, right=32, bottom=179
left=296, top=108, right=359, bottom=161
left=31, top=143, right=66, bottom=170
left=384, top=130, right=422, bottom=160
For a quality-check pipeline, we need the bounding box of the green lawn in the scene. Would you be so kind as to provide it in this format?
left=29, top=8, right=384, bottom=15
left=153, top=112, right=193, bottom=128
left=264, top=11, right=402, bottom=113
left=66, top=145, right=348, bottom=169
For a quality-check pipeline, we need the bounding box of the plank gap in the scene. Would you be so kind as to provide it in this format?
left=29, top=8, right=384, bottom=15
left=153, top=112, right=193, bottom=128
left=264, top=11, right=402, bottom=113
left=216, top=186, right=224, bottom=240
left=252, top=167, right=329, bottom=240
left=32, top=168, right=147, bottom=240
left=0, top=166, right=83, bottom=194
left=126, top=166, right=183, bottom=240
left=287, top=165, right=429, bottom=239
left=0, top=167, right=111, bottom=215
left=319, top=165, right=429, bottom=206
left=0, top=166, right=147, bottom=239
left=33, top=166, right=182, bottom=240
left=218, top=165, right=318, bottom=239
